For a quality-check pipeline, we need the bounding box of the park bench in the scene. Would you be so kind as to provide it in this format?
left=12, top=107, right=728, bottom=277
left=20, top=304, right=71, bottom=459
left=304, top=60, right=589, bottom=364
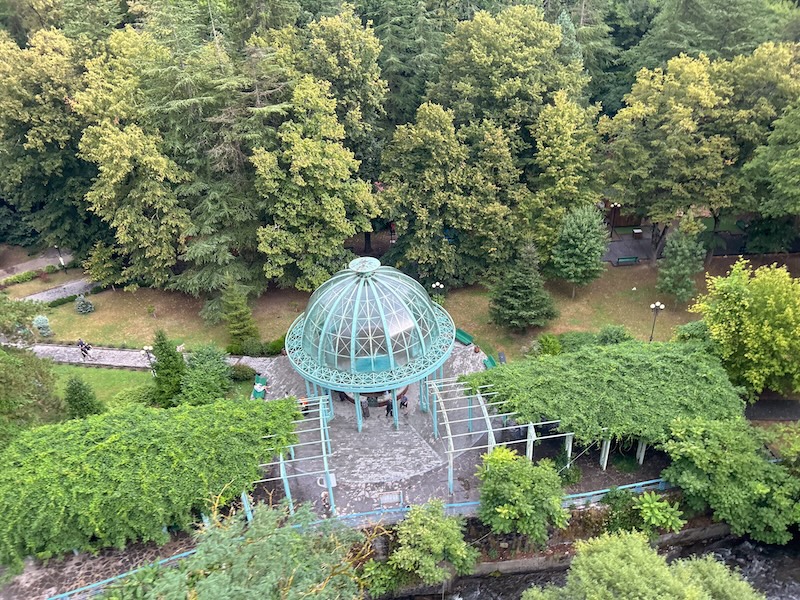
left=455, top=328, right=474, bottom=346
left=483, top=355, right=498, bottom=370
left=616, top=256, right=640, bottom=266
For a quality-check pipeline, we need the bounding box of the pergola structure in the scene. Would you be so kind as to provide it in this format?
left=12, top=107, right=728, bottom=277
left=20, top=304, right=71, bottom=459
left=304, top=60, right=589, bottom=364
left=255, top=395, right=338, bottom=514
left=429, top=378, right=650, bottom=494
left=286, top=257, right=456, bottom=432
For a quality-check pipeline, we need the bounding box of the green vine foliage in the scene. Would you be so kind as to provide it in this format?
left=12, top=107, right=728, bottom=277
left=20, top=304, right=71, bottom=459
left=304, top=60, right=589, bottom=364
left=661, top=417, right=800, bottom=544
left=465, top=342, right=744, bottom=444
left=0, top=398, right=299, bottom=568
left=100, top=504, right=365, bottom=600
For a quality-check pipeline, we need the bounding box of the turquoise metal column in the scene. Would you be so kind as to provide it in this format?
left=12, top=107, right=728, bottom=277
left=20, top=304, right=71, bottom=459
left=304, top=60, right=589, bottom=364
left=432, top=383, right=439, bottom=439
left=324, top=389, right=334, bottom=420
left=468, top=394, right=474, bottom=433
left=354, top=391, right=363, bottom=432
left=391, top=389, right=399, bottom=430
left=279, top=453, right=294, bottom=515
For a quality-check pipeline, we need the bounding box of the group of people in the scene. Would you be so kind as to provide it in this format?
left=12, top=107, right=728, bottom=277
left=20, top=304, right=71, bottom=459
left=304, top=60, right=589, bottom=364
left=77, top=339, right=93, bottom=361
left=385, top=393, right=409, bottom=417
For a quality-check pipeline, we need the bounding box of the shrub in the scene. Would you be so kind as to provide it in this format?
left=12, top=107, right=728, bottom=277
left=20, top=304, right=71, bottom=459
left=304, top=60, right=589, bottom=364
left=537, top=333, right=562, bottom=356
left=48, top=294, right=77, bottom=307
left=226, top=342, right=243, bottom=355
left=240, top=337, right=264, bottom=357
left=477, top=448, right=568, bottom=545
left=556, top=331, right=597, bottom=352
left=152, top=330, right=186, bottom=407
left=661, top=417, right=800, bottom=544
left=111, top=384, right=157, bottom=407
left=673, top=320, right=711, bottom=344
left=32, top=315, right=53, bottom=337
left=221, top=285, right=259, bottom=347
left=596, top=325, right=632, bottom=345
left=230, top=364, right=257, bottom=382
left=363, top=500, right=478, bottom=595
left=632, top=492, right=685, bottom=536
left=179, top=345, right=232, bottom=406
left=74, top=294, right=95, bottom=314
left=264, top=335, right=286, bottom=356
left=64, top=376, right=105, bottom=419
left=44, top=264, right=59, bottom=274
left=0, top=399, right=299, bottom=568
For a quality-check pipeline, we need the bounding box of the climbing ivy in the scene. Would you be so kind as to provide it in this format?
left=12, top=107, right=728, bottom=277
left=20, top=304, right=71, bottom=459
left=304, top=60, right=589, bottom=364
left=0, top=399, right=299, bottom=568
left=464, top=342, right=744, bottom=444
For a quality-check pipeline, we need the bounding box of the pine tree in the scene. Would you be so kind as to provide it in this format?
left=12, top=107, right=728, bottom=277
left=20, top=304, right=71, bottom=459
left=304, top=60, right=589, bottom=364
left=152, top=330, right=186, bottom=408
left=64, top=377, right=105, bottom=419
left=657, top=228, right=706, bottom=304
left=550, top=206, right=608, bottom=298
left=557, top=10, right=583, bottom=65
left=221, top=285, right=260, bottom=348
left=489, top=246, right=557, bottom=331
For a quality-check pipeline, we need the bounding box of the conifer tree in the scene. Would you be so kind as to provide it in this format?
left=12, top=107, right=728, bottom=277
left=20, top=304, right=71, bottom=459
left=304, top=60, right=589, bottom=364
left=489, top=246, right=557, bottom=331
left=550, top=206, right=608, bottom=298
left=64, top=377, right=105, bottom=419
left=152, top=330, right=186, bottom=408
left=557, top=10, right=583, bottom=65
left=657, top=227, right=706, bottom=304
left=221, top=285, right=260, bottom=348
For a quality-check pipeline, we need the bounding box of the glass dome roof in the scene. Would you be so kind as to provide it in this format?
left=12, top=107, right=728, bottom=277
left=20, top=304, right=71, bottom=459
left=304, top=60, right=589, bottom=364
left=286, top=258, right=455, bottom=392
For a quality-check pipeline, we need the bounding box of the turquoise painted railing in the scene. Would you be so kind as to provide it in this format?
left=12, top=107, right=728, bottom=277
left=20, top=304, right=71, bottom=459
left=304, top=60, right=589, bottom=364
left=47, top=479, right=671, bottom=599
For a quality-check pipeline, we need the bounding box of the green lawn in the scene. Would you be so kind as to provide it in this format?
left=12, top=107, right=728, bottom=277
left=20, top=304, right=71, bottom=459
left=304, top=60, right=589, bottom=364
left=4, top=270, right=85, bottom=299
left=54, top=365, right=152, bottom=408
left=54, top=365, right=258, bottom=409
left=47, top=287, right=307, bottom=349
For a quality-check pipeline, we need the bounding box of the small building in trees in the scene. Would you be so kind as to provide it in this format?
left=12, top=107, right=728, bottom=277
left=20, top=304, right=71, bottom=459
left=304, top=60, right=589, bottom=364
left=285, top=257, right=456, bottom=431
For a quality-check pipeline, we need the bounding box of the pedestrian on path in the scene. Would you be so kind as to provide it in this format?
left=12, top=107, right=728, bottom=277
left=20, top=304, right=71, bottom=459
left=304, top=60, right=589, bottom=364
left=77, top=339, right=93, bottom=361
left=385, top=399, right=393, bottom=418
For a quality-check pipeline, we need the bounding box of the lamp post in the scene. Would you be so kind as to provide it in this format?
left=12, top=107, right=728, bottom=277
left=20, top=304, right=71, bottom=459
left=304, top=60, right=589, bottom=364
left=54, top=245, right=67, bottom=274
left=609, top=203, right=621, bottom=240
left=141, top=345, right=155, bottom=376
left=649, top=302, right=665, bottom=342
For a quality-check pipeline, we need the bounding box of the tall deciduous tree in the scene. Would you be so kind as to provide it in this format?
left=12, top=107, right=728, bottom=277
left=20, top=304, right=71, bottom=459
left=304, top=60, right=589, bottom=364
left=657, top=223, right=706, bottom=304
left=380, top=103, right=528, bottom=285
left=0, top=29, right=104, bottom=253
left=527, top=91, right=601, bottom=261
left=269, top=6, right=388, bottom=178
left=550, top=206, right=608, bottom=298
left=744, top=102, right=800, bottom=219
left=692, top=259, right=800, bottom=396
left=428, top=5, right=587, bottom=152
left=254, top=76, right=377, bottom=291
left=489, top=246, right=557, bottom=331
left=599, top=54, right=741, bottom=256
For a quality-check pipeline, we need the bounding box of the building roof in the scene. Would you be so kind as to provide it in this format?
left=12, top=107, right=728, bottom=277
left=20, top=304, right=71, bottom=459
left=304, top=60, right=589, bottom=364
left=286, top=257, right=455, bottom=392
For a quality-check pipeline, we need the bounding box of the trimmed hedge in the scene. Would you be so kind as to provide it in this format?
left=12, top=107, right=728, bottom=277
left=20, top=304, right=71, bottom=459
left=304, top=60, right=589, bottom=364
left=464, top=342, right=744, bottom=444
left=0, top=398, right=299, bottom=567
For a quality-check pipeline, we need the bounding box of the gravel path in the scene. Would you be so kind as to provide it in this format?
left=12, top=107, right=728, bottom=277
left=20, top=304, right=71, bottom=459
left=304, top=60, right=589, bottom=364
left=28, top=344, right=307, bottom=399
left=23, top=278, right=93, bottom=302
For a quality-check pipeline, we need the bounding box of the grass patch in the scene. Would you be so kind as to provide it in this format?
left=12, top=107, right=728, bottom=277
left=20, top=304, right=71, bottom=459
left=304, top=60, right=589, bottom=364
left=53, top=365, right=151, bottom=408
left=47, top=287, right=309, bottom=350
left=4, top=270, right=85, bottom=299
left=445, top=264, right=699, bottom=360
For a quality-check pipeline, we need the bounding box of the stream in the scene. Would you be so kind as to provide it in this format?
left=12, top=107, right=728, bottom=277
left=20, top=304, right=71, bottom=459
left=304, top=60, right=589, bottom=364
left=440, top=536, right=800, bottom=600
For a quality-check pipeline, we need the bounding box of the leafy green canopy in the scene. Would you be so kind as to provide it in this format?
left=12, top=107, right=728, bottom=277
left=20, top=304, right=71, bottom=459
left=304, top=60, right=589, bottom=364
left=662, top=417, right=800, bottom=544
left=464, top=342, right=744, bottom=443
left=692, top=259, right=800, bottom=396
left=0, top=399, right=299, bottom=567
left=100, top=504, right=366, bottom=600
left=523, top=531, right=764, bottom=600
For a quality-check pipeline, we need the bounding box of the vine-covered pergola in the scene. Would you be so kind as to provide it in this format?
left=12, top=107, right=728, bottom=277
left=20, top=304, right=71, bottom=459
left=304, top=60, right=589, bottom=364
left=285, top=257, right=456, bottom=432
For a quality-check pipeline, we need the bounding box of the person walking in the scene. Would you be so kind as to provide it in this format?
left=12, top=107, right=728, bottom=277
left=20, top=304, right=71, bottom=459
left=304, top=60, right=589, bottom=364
left=385, top=399, right=393, bottom=418
left=77, top=339, right=92, bottom=361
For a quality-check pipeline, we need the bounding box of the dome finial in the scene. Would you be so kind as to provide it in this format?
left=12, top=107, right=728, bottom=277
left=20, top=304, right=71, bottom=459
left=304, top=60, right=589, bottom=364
left=348, top=257, right=381, bottom=276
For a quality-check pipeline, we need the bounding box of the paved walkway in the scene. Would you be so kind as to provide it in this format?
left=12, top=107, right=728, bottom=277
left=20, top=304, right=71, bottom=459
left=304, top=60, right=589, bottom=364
left=23, top=278, right=92, bottom=302
left=0, top=248, right=73, bottom=280
left=603, top=232, right=653, bottom=264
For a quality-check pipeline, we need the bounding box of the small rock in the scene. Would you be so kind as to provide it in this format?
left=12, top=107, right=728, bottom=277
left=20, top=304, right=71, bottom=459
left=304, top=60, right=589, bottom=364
left=499, top=542, right=509, bottom=549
